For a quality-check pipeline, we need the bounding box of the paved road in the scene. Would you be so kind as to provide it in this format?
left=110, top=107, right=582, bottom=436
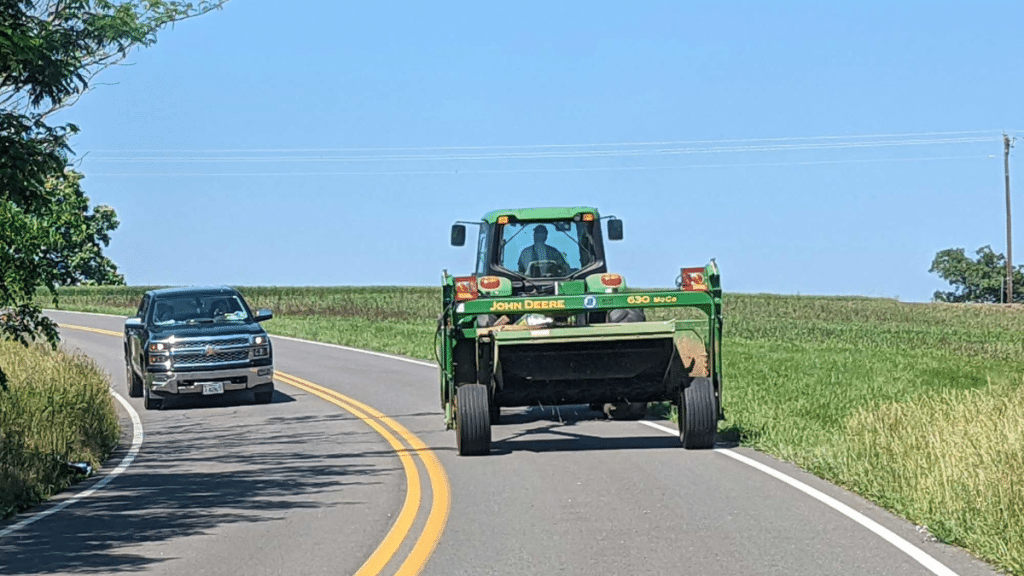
left=0, top=311, right=1001, bottom=576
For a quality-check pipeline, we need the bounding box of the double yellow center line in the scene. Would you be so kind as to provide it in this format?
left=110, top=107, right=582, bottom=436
left=275, top=372, right=450, bottom=576
left=59, top=323, right=450, bottom=576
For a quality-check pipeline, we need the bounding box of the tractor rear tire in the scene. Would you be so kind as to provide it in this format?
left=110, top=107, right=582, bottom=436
left=679, top=377, right=716, bottom=449
left=126, top=365, right=143, bottom=398
left=457, top=384, right=491, bottom=456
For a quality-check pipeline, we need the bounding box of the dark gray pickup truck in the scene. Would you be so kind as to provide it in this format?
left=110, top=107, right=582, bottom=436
left=123, top=286, right=275, bottom=410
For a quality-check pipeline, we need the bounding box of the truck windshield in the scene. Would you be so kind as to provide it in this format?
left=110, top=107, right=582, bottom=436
left=150, top=295, right=250, bottom=326
left=496, top=219, right=597, bottom=278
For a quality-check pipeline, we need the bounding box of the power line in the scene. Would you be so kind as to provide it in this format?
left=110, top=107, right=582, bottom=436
left=84, top=154, right=995, bottom=176
left=79, top=129, right=1002, bottom=154
left=84, top=137, right=997, bottom=164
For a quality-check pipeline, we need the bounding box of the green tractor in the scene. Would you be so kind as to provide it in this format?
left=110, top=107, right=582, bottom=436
left=438, top=207, right=723, bottom=455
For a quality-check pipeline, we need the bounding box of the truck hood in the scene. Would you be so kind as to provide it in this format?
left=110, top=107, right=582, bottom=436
left=150, top=322, right=267, bottom=340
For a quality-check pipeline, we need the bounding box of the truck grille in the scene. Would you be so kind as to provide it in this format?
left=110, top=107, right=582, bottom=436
left=171, top=337, right=249, bottom=350
left=173, top=350, right=249, bottom=366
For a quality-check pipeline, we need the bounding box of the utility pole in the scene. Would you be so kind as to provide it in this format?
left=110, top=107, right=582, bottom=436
left=1006, top=133, right=1014, bottom=303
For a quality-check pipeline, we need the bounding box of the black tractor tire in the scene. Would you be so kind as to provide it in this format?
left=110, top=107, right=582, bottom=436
left=126, top=365, right=143, bottom=398
left=456, top=384, right=491, bottom=456
left=143, top=386, right=163, bottom=411
left=679, top=377, right=716, bottom=449
left=608, top=308, right=646, bottom=323
left=606, top=402, right=648, bottom=421
left=254, top=387, right=274, bottom=405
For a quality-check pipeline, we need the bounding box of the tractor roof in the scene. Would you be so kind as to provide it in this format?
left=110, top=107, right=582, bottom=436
left=480, top=206, right=600, bottom=224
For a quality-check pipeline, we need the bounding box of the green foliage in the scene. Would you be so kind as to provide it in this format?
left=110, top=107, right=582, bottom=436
left=1, top=0, right=225, bottom=379
left=1, top=0, right=228, bottom=117
left=930, top=245, right=1024, bottom=303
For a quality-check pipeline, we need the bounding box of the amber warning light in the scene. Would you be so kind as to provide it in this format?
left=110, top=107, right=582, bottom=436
left=454, top=276, right=479, bottom=300
left=479, top=276, right=501, bottom=290
left=600, top=273, right=623, bottom=287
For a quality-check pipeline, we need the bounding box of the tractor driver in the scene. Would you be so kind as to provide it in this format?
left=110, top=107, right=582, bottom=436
left=517, top=225, right=570, bottom=277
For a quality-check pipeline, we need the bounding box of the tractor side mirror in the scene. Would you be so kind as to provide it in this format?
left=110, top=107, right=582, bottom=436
left=607, top=218, right=623, bottom=241
left=451, top=224, right=467, bottom=246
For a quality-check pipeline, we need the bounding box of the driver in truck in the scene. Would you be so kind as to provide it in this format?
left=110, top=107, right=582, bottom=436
left=517, top=225, right=570, bottom=277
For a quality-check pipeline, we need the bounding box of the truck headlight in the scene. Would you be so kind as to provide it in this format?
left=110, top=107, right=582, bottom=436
left=253, top=347, right=269, bottom=358
left=148, top=342, right=166, bottom=351
left=253, top=335, right=267, bottom=345
left=149, top=354, right=168, bottom=364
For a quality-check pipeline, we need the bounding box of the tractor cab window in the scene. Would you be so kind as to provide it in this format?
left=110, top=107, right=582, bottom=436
left=496, top=219, right=597, bottom=278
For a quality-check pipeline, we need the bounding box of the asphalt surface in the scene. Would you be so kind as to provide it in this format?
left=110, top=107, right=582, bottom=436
left=0, top=310, right=1002, bottom=576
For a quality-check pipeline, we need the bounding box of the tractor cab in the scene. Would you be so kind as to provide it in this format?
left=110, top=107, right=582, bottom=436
left=451, top=207, right=623, bottom=296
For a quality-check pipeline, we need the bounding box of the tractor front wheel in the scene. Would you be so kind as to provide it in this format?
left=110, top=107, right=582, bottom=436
left=679, top=377, right=716, bottom=449
left=456, top=384, right=491, bottom=456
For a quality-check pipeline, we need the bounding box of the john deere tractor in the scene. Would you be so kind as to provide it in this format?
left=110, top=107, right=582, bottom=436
left=438, top=207, right=723, bottom=455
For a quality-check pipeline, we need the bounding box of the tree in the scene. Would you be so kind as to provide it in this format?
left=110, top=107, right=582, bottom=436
left=1, top=0, right=226, bottom=387
left=929, top=246, right=1024, bottom=303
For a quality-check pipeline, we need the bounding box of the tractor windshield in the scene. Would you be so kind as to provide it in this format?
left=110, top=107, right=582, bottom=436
left=496, top=219, right=598, bottom=278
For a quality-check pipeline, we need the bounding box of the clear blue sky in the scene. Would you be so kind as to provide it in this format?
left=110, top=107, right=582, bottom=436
left=56, top=1, right=1024, bottom=301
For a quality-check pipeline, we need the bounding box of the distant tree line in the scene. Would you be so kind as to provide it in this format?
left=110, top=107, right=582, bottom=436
left=930, top=246, right=1024, bottom=303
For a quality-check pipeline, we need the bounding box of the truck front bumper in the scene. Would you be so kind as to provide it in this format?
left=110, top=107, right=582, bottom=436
left=145, top=365, right=274, bottom=395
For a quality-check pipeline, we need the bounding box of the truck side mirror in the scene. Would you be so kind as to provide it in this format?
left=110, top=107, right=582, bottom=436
left=125, top=317, right=143, bottom=330
left=254, top=309, right=273, bottom=323
left=451, top=224, right=467, bottom=246
left=607, top=218, right=623, bottom=241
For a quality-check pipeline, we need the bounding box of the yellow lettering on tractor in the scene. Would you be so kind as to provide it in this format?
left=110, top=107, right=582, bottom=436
left=489, top=301, right=525, bottom=312
left=524, top=300, right=566, bottom=310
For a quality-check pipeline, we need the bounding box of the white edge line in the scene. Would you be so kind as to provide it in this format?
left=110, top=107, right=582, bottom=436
left=637, top=420, right=959, bottom=576
left=46, top=309, right=960, bottom=576
left=0, top=388, right=143, bottom=539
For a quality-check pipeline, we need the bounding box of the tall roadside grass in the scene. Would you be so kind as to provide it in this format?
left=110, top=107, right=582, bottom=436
left=838, top=381, right=1024, bottom=574
left=0, top=340, right=119, bottom=518
left=44, top=286, right=1024, bottom=573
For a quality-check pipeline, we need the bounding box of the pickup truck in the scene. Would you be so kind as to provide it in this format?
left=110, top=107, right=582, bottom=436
left=123, top=286, right=275, bottom=410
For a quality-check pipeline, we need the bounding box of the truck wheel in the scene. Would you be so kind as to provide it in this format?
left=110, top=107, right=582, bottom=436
left=126, top=365, right=143, bottom=398
left=679, top=377, right=716, bottom=449
left=143, top=386, right=163, bottom=411
left=456, top=384, right=491, bottom=456
left=254, top=387, right=274, bottom=405
left=607, top=402, right=648, bottom=420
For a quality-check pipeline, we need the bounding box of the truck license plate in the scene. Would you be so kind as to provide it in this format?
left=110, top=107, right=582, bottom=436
left=201, top=382, right=224, bottom=395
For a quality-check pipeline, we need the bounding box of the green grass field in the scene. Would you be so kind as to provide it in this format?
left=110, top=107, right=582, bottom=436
left=39, top=285, right=1024, bottom=574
